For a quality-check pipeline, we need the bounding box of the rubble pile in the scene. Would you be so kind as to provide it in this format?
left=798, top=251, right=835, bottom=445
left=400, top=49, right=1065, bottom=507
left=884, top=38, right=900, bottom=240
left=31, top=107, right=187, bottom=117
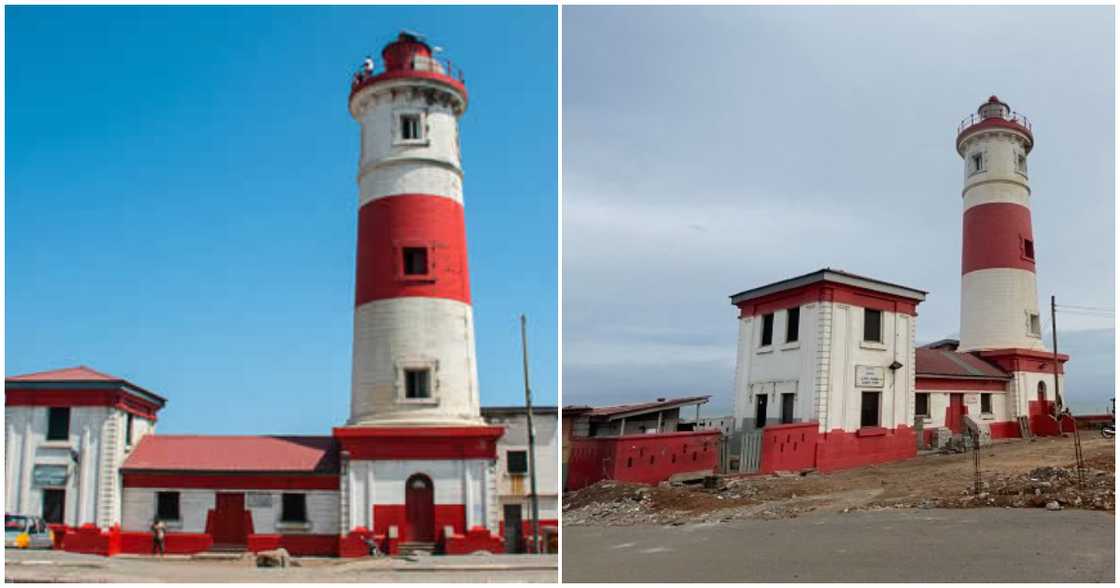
left=563, top=478, right=766, bottom=526
left=928, top=461, right=1115, bottom=512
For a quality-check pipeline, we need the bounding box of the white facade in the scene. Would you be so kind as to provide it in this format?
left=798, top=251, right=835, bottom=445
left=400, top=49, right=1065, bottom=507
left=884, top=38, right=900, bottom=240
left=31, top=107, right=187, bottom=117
left=339, top=458, right=498, bottom=533
left=913, top=389, right=1012, bottom=429
left=484, top=409, right=560, bottom=523
left=349, top=297, right=482, bottom=426
left=5, top=405, right=154, bottom=527
left=121, top=488, right=340, bottom=535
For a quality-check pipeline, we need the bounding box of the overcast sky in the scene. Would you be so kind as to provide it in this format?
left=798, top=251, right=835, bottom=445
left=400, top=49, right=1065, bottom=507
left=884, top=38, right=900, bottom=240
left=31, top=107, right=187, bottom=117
left=563, top=6, right=1114, bottom=415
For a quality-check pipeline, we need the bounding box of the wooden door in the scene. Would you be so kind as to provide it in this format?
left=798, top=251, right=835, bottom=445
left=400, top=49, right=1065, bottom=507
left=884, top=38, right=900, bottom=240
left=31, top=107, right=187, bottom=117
left=211, top=493, right=248, bottom=546
left=405, top=474, right=434, bottom=542
left=503, top=504, right=523, bottom=553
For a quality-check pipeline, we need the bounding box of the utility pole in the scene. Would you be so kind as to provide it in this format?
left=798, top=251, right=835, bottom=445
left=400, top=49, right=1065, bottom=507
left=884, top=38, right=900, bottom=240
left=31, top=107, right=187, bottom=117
left=520, top=314, right=541, bottom=554
left=1052, top=295, right=1086, bottom=487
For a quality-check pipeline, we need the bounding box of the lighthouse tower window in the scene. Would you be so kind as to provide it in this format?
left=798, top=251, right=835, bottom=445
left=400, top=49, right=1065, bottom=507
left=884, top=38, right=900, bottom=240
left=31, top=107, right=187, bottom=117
left=1016, top=153, right=1028, bottom=174
left=1028, top=313, right=1041, bottom=337
left=1023, top=239, right=1035, bottom=260
left=402, top=247, right=429, bottom=276
left=405, top=368, right=432, bottom=399
left=400, top=114, right=422, bottom=140
left=970, top=152, right=984, bottom=174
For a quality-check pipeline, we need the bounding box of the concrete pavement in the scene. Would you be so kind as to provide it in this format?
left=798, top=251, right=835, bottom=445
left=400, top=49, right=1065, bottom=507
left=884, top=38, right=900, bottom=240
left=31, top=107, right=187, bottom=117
left=563, top=508, right=1114, bottom=582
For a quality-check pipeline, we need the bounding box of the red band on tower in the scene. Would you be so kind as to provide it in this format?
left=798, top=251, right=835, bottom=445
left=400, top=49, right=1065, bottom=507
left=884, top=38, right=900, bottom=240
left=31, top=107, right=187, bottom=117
left=354, top=194, right=471, bottom=306
left=961, top=202, right=1036, bottom=274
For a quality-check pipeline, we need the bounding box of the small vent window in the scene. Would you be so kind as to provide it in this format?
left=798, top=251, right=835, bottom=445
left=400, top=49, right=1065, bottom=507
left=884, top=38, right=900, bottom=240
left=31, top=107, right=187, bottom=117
left=1023, top=239, right=1035, bottom=260
left=402, top=247, right=428, bottom=276
left=400, top=114, right=422, bottom=140
left=971, top=153, right=984, bottom=173
left=1028, top=313, right=1041, bottom=337
left=405, top=368, right=432, bottom=399
left=1016, top=153, right=1028, bottom=173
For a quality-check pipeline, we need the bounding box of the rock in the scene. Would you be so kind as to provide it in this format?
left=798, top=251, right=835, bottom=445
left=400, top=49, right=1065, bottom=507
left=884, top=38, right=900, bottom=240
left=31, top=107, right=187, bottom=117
left=1046, top=501, right=1062, bottom=511
left=255, top=548, right=292, bottom=568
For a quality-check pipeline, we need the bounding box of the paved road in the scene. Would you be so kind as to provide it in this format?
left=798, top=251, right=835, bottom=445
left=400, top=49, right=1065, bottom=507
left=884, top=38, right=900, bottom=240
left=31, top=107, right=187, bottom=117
left=5, top=549, right=557, bottom=583
left=564, top=508, right=1114, bottom=583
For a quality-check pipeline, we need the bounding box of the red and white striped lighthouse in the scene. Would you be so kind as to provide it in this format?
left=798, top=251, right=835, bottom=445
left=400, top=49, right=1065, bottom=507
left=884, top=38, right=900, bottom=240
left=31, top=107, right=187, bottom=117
left=333, top=33, right=504, bottom=552
left=955, top=96, right=1068, bottom=431
left=956, top=96, right=1044, bottom=353
left=346, top=32, right=482, bottom=427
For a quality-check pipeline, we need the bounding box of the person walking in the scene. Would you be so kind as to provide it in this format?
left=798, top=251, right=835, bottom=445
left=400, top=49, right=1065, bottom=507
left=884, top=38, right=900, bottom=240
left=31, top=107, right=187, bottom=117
left=150, top=518, right=166, bottom=556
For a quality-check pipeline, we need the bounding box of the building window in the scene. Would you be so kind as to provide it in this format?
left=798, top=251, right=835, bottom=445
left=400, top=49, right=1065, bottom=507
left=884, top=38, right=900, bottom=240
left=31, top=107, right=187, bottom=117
left=507, top=450, right=528, bottom=474
left=402, top=247, right=429, bottom=276
left=1023, top=238, right=1035, bottom=260
left=400, top=114, right=422, bottom=140
left=970, top=152, right=984, bottom=173
left=863, top=309, right=883, bottom=343
left=125, top=413, right=134, bottom=447
left=46, top=407, right=70, bottom=441
left=281, top=494, right=307, bottom=523
left=1028, top=313, right=1041, bottom=337
left=760, top=313, right=774, bottom=347
left=41, top=489, right=65, bottom=524
left=861, top=391, right=881, bottom=428
left=915, top=393, right=930, bottom=418
left=1016, top=153, right=1028, bottom=173
left=780, top=393, right=795, bottom=424
left=156, top=491, right=180, bottom=521
left=786, top=308, right=800, bottom=343
left=981, top=393, right=992, bottom=415
left=405, top=368, right=432, bottom=399
left=1037, top=381, right=1047, bottom=402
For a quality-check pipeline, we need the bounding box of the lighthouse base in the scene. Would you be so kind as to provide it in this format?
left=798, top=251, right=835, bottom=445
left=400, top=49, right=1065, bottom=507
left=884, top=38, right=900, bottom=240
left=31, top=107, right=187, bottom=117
left=333, top=426, right=504, bottom=555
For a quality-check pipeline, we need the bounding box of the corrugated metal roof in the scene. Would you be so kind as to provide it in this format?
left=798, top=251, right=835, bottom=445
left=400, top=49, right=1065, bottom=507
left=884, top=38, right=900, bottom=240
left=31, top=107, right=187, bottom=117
left=915, top=347, right=1009, bottom=380
left=584, top=396, right=710, bottom=420
left=122, top=435, right=339, bottom=474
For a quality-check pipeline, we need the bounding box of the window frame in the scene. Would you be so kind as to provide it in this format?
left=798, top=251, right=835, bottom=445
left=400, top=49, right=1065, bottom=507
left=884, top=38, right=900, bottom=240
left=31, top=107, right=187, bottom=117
left=780, top=393, right=795, bottom=424
left=404, top=368, right=432, bottom=400
left=1028, top=313, right=1042, bottom=337
left=506, top=450, right=529, bottom=475
left=760, top=313, right=775, bottom=348
left=156, top=491, right=181, bottom=522
left=393, top=109, right=428, bottom=146
left=46, top=407, right=71, bottom=442
left=1022, top=238, right=1035, bottom=261
left=915, top=392, right=930, bottom=418
left=863, top=309, right=883, bottom=344
left=969, top=152, right=985, bottom=175
left=980, top=393, right=993, bottom=415
left=280, top=493, right=308, bottom=524
left=785, top=307, right=800, bottom=344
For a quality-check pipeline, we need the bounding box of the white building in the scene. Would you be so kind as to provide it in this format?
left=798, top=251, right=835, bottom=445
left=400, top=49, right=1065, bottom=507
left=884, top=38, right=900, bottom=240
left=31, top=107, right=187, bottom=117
left=481, top=406, right=559, bottom=553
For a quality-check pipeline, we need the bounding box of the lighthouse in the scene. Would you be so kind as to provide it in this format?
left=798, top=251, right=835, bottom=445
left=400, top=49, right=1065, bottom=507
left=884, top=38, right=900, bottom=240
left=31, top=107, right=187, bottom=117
left=954, top=96, right=1068, bottom=431
left=333, top=32, right=504, bottom=553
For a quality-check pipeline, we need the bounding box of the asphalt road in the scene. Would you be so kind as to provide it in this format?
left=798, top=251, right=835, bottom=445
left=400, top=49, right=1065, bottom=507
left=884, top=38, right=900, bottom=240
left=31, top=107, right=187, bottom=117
left=5, top=549, right=557, bottom=583
left=563, top=508, right=1115, bottom=583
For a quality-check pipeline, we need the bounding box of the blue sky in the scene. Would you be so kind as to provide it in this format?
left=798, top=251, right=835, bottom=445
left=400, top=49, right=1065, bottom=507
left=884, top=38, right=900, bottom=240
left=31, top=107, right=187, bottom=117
left=564, top=6, right=1114, bottom=415
left=6, top=5, right=558, bottom=434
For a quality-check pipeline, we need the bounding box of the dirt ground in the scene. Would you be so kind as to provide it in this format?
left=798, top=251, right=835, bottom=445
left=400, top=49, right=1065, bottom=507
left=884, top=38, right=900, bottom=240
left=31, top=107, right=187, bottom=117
left=563, top=435, right=1115, bottom=526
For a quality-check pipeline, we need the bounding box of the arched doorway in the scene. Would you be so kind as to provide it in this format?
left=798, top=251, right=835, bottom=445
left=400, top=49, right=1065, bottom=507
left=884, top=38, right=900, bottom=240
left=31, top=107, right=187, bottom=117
left=405, top=473, right=435, bottom=542
left=1037, top=381, right=1047, bottom=402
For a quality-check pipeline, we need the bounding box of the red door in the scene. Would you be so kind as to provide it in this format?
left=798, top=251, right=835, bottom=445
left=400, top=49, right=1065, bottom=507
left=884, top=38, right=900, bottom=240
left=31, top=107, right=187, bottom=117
left=947, top=394, right=965, bottom=434
left=405, top=474, right=435, bottom=542
left=211, top=493, right=249, bottom=547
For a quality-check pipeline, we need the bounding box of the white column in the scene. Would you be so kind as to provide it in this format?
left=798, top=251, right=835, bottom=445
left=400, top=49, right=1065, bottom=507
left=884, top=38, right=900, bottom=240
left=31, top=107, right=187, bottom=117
left=6, top=423, right=21, bottom=513
left=20, top=418, right=34, bottom=514
left=78, top=427, right=93, bottom=524
left=365, top=463, right=375, bottom=530
left=463, top=460, right=477, bottom=529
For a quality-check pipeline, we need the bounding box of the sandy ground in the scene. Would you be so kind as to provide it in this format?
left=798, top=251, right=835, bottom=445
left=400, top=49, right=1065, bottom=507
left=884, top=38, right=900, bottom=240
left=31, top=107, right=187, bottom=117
left=564, top=435, right=1115, bottom=526
left=4, top=549, right=558, bottom=583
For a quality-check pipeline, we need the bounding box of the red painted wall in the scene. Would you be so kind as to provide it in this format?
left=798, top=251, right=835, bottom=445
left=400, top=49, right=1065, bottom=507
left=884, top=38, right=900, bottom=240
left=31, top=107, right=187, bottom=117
left=372, top=504, right=466, bottom=543
left=333, top=426, right=502, bottom=460
left=758, top=422, right=819, bottom=474
left=355, top=194, right=470, bottom=306
left=62, top=524, right=120, bottom=556
left=444, top=526, right=504, bottom=555
left=566, top=431, right=721, bottom=490
left=815, top=426, right=917, bottom=473
left=962, top=202, right=1036, bottom=274
left=247, top=534, right=339, bottom=556
left=119, top=532, right=213, bottom=555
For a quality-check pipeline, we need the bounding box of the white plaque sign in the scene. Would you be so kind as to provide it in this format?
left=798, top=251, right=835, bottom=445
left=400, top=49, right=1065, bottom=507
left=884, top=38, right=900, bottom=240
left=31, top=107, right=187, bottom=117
left=855, top=365, right=885, bottom=388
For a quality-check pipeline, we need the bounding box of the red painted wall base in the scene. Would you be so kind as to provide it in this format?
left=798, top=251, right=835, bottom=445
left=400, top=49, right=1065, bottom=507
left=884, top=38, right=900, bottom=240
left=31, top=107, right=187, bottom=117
left=62, top=524, right=120, bottom=556
left=815, top=426, right=917, bottom=473
left=758, top=422, right=818, bottom=474
left=443, top=526, right=504, bottom=555
left=119, top=531, right=213, bottom=555
left=567, top=431, right=721, bottom=490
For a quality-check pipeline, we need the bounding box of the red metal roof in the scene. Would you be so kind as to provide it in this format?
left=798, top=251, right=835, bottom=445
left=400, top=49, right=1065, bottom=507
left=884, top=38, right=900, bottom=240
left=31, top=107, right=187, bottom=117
left=584, top=396, right=710, bottom=420
left=122, top=435, right=339, bottom=474
left=916, top=347, right=1009, bottom=380
left=7, top=365, right=121, bottom=382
